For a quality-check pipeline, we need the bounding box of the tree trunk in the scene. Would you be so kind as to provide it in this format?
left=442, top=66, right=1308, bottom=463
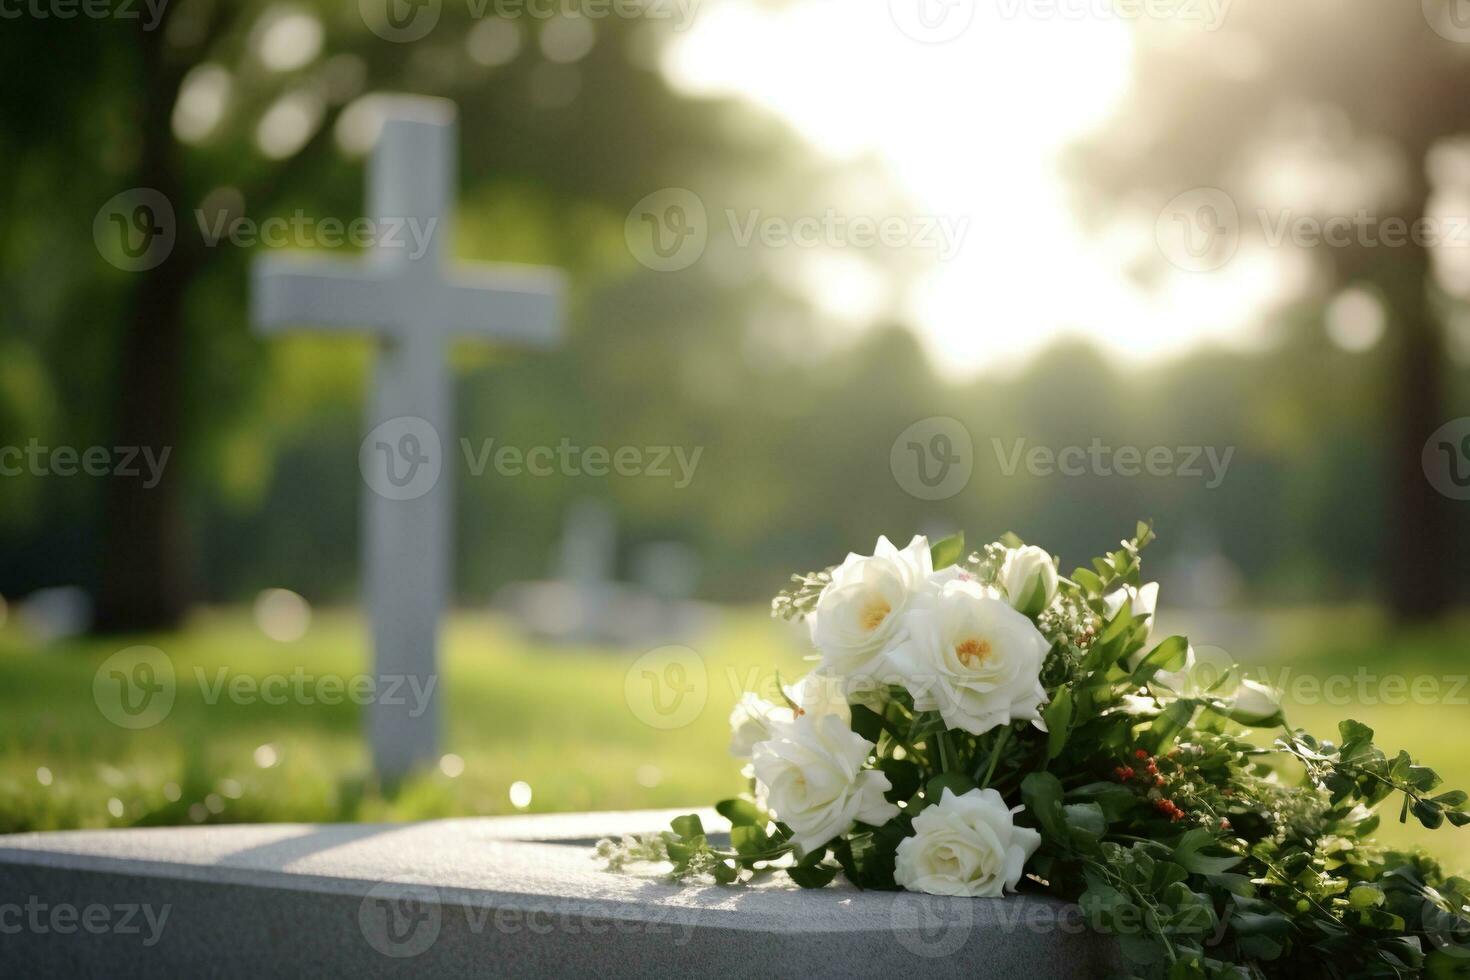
left=92, top=25, right=191, bottom=634
left=1383, top=246, right=1453, bottom=622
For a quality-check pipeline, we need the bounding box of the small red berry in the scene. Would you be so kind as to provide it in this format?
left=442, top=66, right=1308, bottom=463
left=1135, top=749, right=1150, bottom=760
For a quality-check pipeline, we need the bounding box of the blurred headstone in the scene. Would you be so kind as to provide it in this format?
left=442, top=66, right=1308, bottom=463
left=250, top=96, right=565, bottom=781
left=19, top=587, right=91, bottom=643
left=494, top=503, right=711, bottom=646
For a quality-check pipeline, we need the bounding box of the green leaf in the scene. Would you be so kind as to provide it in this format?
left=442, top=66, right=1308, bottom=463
left=715, top=799, right=763, bottom=827
left=1067, top=781, right=1138, bottom=821
left=1171, top=829, right=1241, bottom=875
left=1147, top=699, right=1199, bottom=754
left=730, top=824, right=770, bottom=856
left=670, top=814, right=705, bottom=840
left=1131, top=635, right=1189, bottom=686
left=1414, top=798, right=1447, bottom=830
left=1071, top=567, right=1103, bottom=596
left=789, top=847, right=837, bottom=888
left=930, top=532, right=966, bottom=570
left=879, top=757, right=922, bottom=802
left=1063, top=802, right=1106, bottom=845
left=1022, top=772, right=1066, bottom=839
left=848, top=703, right=884, bottom=743
left=1042, top=686, right=1073, bottom=760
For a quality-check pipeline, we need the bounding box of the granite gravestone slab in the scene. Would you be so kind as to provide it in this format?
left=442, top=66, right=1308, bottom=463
left=0, top=809, right=1119, bottom=977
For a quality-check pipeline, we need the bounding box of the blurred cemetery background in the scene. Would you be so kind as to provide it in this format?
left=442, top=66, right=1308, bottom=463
left=3, top=0, right=1470, bottom=867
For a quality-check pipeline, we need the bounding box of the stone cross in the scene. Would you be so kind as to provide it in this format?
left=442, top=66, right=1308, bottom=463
left=250, top=96, right=564, bottom=780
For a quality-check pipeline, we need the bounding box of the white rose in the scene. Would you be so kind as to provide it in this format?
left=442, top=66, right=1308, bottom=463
left=729, top=673, right=854, bottom=758
left=789, top=671, right=853, bottom=725
left=729, top=693, right=792, bottom=757
left=1104, top=581, right=1159, bottom=642
left=751, top=713, right=899, bottom=854
left=895, top=787, right=1041, bottom=897
left=999, top=545, right=1059, bottom=617
left=809, top=535, right=933, bottom=680
left=887, top=579, right=1050, bottom=736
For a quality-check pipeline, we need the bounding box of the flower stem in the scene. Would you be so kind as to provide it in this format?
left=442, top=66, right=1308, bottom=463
left=977, top=727, right=1012, bottom=788
left=934, top=731, right=949, bottom=772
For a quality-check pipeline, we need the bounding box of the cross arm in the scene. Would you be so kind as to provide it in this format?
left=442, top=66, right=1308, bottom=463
left=441, top=264, right=566, bottom=348
left=251, top=254, right=397, bottom=335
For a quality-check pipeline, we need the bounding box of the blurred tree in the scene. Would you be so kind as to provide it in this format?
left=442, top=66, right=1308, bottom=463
left=0, top=1, right=797, bottom=631
left=1071, top=0, right=1470, bottom=620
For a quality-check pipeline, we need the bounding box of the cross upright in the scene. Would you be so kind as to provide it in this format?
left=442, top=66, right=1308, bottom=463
left=250, top=96, right=564, bottom=781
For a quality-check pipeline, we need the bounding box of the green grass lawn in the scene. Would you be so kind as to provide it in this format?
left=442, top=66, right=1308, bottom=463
left=0, top=608, right=809, bottom=834
left=1, top=604, right=1467, bottom=875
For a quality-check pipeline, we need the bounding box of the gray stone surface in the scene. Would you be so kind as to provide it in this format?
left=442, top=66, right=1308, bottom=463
left=0, top=809, right=1119, bottom=978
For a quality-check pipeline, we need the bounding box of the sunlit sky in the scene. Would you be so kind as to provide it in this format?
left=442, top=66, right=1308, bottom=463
left=663, top=0, right=1298, bottom=376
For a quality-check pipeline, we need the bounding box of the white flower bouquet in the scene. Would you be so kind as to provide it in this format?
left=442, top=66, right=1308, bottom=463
left=600, top=525, right=1470, bottom=979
